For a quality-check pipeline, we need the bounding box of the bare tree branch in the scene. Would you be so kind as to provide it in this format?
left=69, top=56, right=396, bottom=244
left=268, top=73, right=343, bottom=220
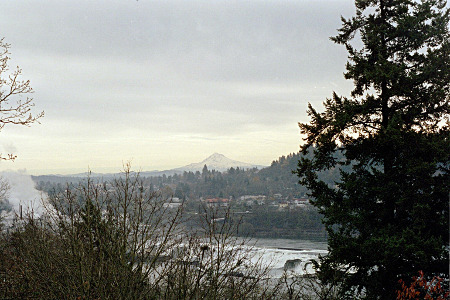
left=0, top=38, right=44, bottom=161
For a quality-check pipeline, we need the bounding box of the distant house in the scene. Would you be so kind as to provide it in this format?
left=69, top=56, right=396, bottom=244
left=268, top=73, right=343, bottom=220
left=278, top=202, right=289, bottom=210
left=203, top=198, right=230, bottom=208
left=239, top=195, right=266, bottom=206
left=163, top=202, right=182, bottom=209
left=273, top=193, right=283, bottom=200
left=163, top=197, right=182, bottom=209
left=292, top=198, right=310, bottom=207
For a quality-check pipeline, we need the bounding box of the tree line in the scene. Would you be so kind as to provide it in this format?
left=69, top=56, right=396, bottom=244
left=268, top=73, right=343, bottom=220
left=33, top=151, right=343, bottom=201
left=297, top=0, right=449, bottom=298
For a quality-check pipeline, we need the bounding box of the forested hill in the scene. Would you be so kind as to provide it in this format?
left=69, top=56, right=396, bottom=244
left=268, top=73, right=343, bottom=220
left=255, top=152, right=307, bottom=197
left=33, top=151, right=342, bottom=200
left=248, top=150, right=343, bottom=198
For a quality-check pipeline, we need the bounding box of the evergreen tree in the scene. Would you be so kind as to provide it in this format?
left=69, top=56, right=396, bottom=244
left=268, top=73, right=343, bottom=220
left=297, top=0, right=449, bottom=298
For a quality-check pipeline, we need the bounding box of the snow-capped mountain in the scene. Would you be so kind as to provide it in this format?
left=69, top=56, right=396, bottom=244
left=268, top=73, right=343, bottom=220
left=60, top=153, right=264, bottom=178
left=172, top=153, right=262, bottom=173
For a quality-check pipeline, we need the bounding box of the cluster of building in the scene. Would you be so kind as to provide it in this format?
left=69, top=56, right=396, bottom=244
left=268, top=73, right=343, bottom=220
left=82, top=184, right=312, bottom=211
left=191, top=195, right=311, bottom=210
left=201, top=198, right=230, bottom=208
left=162, top=197, right=182, bottom=209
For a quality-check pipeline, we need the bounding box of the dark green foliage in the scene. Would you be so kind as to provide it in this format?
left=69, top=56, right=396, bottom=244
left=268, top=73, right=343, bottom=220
left=0, top=221, right=73, bottom=299
left=297, top=0, right=449, bottom=298
left=236, top=207, right=327, bottom=240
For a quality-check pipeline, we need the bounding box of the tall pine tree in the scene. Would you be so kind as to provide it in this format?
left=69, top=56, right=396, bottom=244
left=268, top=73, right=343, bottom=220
left=297, top=0, right=449, bottom=298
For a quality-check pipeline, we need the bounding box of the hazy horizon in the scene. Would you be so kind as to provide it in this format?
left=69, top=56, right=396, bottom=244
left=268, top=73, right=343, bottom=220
left=1, top=0, right=354, bottom=175
left=15, top=152, right=265, bottom=176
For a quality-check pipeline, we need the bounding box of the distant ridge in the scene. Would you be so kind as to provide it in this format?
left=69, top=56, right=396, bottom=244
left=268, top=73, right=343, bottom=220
left=140, top=153, right=264, bottom=177
left=38, top=153, right=264, bottom=178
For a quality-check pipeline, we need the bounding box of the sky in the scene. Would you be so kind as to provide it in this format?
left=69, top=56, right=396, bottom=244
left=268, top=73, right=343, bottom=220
left=0, top=0, right=356, bottom=175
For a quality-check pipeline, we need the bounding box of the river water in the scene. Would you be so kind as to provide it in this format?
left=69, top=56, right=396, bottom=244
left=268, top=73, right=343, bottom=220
left=243, top=238, right=328, bottom=278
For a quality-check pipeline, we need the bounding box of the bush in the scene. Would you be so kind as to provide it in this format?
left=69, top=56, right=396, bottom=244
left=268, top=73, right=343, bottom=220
left=0, top=165, right=275, bottom=299
left=397, top=271, right=450, bottom=300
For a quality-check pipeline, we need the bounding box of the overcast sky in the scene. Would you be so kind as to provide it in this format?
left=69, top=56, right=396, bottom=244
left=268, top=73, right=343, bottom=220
left=0, top=0, right=355, bottom=175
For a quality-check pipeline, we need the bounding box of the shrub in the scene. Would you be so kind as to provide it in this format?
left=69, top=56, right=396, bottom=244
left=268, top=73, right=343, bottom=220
left=0, top=165, right=274, bottom=299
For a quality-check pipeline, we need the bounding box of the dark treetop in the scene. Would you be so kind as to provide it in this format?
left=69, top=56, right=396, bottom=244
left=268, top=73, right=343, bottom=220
left=297, top=0, right=449, bottom=298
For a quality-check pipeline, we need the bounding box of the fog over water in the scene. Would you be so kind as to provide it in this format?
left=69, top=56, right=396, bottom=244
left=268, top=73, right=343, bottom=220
left=0, top=170, right=45, bottom=218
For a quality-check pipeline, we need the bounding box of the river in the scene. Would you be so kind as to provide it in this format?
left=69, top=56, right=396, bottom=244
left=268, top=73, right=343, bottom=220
left=238, top=237, right=328, bottom=278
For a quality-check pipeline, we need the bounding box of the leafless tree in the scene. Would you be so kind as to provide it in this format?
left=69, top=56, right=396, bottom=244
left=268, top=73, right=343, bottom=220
left=278, top=261, right=345, bottom=300
left=0, top=177, right=9, bottom=203
left=0, top=164, right=277, bottom=299
left=0, top=38, right=44, bottom=161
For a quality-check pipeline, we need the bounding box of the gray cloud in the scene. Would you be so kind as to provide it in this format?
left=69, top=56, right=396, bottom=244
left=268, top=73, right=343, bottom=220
left=0, top=0, right=355, bottom=173
left=2, top=143, right=17, bottom=154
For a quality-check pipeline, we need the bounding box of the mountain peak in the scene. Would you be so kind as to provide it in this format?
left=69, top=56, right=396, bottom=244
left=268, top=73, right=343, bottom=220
left=202, top=153, right=227, bottom=163
left=208, top=152, right=225, bottom=158
left=175, top=153, right=262, bottom=172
